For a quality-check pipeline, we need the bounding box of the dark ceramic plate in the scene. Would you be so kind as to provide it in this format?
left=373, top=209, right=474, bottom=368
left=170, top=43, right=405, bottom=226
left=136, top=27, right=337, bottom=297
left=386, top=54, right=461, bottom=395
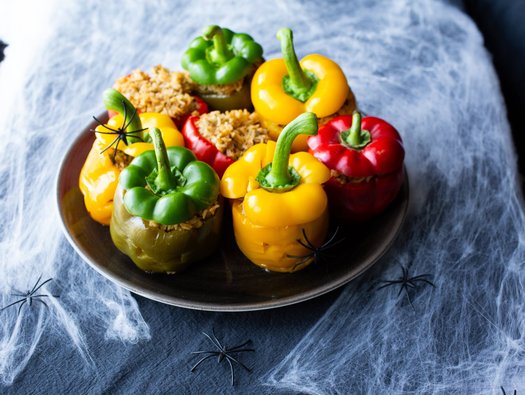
left=56, top=114, right=409, bottom=312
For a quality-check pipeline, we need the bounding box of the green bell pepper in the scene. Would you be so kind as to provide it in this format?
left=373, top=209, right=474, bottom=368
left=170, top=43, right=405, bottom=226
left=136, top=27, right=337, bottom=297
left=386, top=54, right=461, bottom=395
left=181, top=25, right=263, bottom=86
left=110, top=127, right=223, bottom=273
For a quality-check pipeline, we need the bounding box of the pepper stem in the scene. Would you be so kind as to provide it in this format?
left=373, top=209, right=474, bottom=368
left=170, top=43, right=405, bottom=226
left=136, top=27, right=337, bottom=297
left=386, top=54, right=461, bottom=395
left=277, top=28, right=316, bottom=102
left=102, top=88, right=144, bottom=142
left=150, top=128, right=176, bottom=191
left=257, top=112, right=318, bottom=191
left=340, top=111, right=371, bottom=149
left=203, top=25, right=234, bottom=64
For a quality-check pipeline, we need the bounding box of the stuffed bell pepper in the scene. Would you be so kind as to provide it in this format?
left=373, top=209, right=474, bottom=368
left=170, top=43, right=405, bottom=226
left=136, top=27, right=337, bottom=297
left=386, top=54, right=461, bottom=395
left=79, top=89, right=184, bottom=225
left=221, top=112, right=330, bottom=273
left=113, top=65, right=208, bottom=128
left=251, top=27, right=356, bottom=152
left=182, top=109, right=269, bottom=178
left=182, top=25, right=264, bottom=111
left=307, top=111, right=405, bottom=221
left=110, top=128, right=222, bottom=273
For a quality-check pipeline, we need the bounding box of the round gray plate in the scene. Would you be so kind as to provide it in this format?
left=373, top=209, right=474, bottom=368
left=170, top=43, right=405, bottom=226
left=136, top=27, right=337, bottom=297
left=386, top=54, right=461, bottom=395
left=56, top=114, right=409, bottom=312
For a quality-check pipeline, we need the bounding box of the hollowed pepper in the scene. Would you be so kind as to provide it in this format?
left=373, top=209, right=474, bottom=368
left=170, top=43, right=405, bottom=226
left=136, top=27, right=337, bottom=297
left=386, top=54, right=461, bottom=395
left=221, top=112, right=330, bottom=273
left=181, top=25, right=263, bottom=111
left=307, top=111, right=405, bottom=221
left=110, top=128, right=222, bottom=273
left=181, top=115, right=234, bottom=178
left=251, top=28, right=354, bottom=152
left=79, top=89, right=184, bottom=225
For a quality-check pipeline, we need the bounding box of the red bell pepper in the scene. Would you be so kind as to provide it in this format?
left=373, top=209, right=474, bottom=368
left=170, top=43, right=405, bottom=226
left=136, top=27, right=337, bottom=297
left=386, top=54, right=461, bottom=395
left=176, top=96, right=208, bottom=129
left=307, top=111, right=405, bottom=221
left=181, top=115, right=234, bottom=178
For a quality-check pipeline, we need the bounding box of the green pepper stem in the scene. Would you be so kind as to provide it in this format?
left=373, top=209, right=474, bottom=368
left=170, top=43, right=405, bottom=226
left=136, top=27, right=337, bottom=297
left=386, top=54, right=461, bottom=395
left=265, top=112, right=318, bottom=187
left=150, top=128, right=176, bottom=191
left=102, top=88, right=144, bottom=143
left=203, top=25, right=234, bottom=64
left=277, top=28, right=312, bottom=96
left=340, top=111, right=371, bottom=149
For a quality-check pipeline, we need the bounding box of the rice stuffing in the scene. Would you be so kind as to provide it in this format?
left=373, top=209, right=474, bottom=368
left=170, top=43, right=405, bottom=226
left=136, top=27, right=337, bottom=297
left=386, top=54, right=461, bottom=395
left=144, top=201, right=221, bottom=232
left=196, top=110, right=269, bottom=160
left=113, top=65, right=200, bottom=120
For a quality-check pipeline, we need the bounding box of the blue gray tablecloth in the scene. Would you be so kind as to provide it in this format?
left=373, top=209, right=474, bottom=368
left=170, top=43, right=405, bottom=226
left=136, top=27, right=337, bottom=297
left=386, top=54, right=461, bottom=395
left=0, top=1, right=523, bottom=394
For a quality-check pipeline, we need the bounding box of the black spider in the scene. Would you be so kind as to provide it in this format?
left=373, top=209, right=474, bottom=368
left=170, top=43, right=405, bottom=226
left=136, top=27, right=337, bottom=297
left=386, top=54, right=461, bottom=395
left=190, top=330, right=254, bottom=386
left=1, top=275, right=58, bottom=315
left=91, top=100, right=146, bottom=162
left=373, top=264, right=434, bottom=310
left=501, top=386, right=517, bottom=395
left=287, top=227, right=345, bottom=269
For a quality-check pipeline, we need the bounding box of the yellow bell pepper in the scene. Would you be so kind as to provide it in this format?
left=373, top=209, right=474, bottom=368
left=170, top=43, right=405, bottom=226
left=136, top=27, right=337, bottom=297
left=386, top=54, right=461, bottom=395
left=79, top=89, right=184, bottom=225
left=221, top=112, right=330, bottom=272
left=251, top=28, right=352, bottom=152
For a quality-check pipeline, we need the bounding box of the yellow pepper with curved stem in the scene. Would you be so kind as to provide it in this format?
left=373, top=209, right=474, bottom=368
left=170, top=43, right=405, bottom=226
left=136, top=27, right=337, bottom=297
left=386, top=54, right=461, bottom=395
left=221, top=112, right=330, bottom=272
left=79, top=89, right=184, bottom=225
left=251, top=28, right=352, bottom=152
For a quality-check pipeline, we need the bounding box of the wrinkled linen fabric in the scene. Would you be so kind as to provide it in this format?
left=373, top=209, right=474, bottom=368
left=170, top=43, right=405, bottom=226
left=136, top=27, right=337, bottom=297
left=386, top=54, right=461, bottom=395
left=0, top=0, right=522, bottom=394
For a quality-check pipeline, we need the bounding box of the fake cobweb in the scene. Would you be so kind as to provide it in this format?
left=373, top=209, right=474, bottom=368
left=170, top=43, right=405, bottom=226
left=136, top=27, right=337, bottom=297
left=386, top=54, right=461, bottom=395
left=0, top=0, right=523, bottom=393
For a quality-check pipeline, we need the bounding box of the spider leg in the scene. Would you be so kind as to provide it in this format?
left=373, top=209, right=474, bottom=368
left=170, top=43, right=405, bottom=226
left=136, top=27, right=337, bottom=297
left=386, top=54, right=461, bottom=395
left=376, top=280, right=403, bottom=290
left=300, top=229, right=316, bottom=250
left=29, top=275, right=43, bottom=294
left=123, top=104, right=139, bottom=131
left=296, top=239, right=313, bottom=250
left=190, top=354, right=217, bottom=372
left=203, top=331, right=223, bottom=351
left=92, top=116, right=120, bottom=132
left=319, top=227, right=342, bottom=249
left=403, top=287, right=416, bottom=311
left=408, top=274, right=431, bottom=281
left=190, top=350, right=220, bottom=355
left=400, top=265, right=409, bottom=280
left=121, top=100, right=129, bottom=129
left=226, top=348, right=255, bottom=354
left=287, top=253, right=312, bottom=260
left=224, top=354, right=252, bottom=373
left=225, top=354, right=235, bottom=386
left=414, top=278, right=435, bottom=287
left=17, top=299, right=27, bottom=315
left=34, top=299, right=49, bottom=309
left=92, top=129, right=119, bottom=135
left=99, top=135, right=121, bottom=154
left=31, top=278, right=52, bottom=294
left=319, top=237, right=346, bottom=252
left=0, top=298, right=24, bottom=312
left=226, top=340, right=252, bottom=352
left=10, top=293, right=29, bottom=297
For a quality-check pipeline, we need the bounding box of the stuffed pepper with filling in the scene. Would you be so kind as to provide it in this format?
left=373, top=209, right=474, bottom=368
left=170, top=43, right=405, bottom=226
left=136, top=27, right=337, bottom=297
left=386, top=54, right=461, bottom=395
left=221, top=112, right=330, bottom=273
left=182, top=25, right=263, bottom=111
left=307, top=111, right=405, bottom=221
left=79, top=89, right=184, bottom=225
left=110, top=128, right=222, bottom=273
left=251, top=27, right=356, bottom=152
left=182, top=109, right=269, bottom=178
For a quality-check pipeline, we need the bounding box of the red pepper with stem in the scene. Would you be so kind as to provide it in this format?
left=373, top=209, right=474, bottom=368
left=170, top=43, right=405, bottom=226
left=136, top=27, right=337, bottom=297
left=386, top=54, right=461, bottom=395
left=307, top=111, right=405, bottom=221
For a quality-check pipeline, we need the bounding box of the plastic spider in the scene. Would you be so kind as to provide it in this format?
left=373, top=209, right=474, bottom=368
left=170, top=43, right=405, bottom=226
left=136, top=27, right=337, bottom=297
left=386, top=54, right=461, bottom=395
left=288, top=226, right=345, bottom=269
left=374, top=264, right=435, bottom=310
left=190, top=330, right=254, bottom=386
left=501, top=387, right=517, bottom=395
left=91, top=100, right=146, bottom=161
left=1, top=275, right=58, bottom=315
